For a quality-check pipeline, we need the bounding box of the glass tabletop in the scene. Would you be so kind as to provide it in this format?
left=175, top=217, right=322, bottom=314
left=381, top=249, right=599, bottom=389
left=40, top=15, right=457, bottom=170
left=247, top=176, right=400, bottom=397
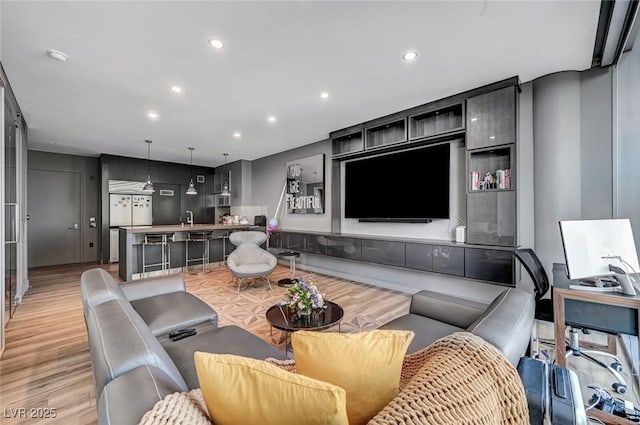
left=266, top=300, right=344, bottom=332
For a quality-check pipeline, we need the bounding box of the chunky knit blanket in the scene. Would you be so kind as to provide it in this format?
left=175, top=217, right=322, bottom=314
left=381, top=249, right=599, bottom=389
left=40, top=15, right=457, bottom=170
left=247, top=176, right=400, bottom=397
left=139, top=332, right=529, bottom=425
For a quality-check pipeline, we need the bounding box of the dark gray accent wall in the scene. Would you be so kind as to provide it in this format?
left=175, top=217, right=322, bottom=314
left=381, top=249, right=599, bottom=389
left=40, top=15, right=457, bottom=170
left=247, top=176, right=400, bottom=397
left=28, top=150, right=100, bottom=263
left=617, top=34, right=640, bottom=248
left=99, top=154, right=216, bottom=263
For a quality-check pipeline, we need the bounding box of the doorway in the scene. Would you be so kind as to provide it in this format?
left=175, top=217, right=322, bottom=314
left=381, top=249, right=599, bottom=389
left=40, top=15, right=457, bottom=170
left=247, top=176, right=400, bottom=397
left=27, top=169, right=81, bottom=267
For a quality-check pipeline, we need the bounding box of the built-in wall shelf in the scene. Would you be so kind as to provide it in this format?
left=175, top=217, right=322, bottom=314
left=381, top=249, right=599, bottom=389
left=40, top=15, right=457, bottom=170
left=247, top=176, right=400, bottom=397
left=269, top=230, right=515, bottom=287
left=365, top=118, right=407, bottom=149
left=409, top=103, right=465, bottom=140
left=468, top=145, right=514, bottom=192
left=332, top=131, right=364, bottom=157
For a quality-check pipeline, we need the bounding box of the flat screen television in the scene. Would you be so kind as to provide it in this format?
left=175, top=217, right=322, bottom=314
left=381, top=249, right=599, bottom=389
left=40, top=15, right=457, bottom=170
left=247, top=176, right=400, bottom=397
left=344, top=143, right=450, bottom=222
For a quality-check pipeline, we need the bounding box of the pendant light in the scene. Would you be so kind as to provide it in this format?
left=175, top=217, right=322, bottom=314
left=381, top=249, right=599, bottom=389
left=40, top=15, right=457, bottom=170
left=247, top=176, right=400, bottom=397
left=186, top=147, right=198, bottom=195
left=221, top=153, right=231, bottom=196
left=142, top=140, right=155, bottom=193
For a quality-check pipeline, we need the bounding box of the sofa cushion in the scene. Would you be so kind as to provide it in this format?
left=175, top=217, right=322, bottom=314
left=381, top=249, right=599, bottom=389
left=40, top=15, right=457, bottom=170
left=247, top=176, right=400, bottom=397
left=378, top=313, right=464, bottom=354
left=160, top=324, right=286, bottom=389
left=98, top=365, right=185, bottom=425
left=86, top=298, right=188, bottom=398
left=467, top=288, right=535, bottom=366
left=194, top=352, right=348, bottom=425
left=291, top=330, right=414, bottom=425
left=131, top=292, right=218, bottom=336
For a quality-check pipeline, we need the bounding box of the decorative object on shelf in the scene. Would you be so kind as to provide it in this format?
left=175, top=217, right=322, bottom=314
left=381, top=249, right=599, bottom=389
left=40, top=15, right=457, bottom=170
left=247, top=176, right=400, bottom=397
left=220, top=153, right=231, bottom=197
left=284, top=275, right=326, bottom=318
left=285, top=153, right=325, bottom=214
left=471, top=168, right=510, bottom=191
left=186, top=147, right=198, bottom=195
left=142, top=140, right=155, bottom=193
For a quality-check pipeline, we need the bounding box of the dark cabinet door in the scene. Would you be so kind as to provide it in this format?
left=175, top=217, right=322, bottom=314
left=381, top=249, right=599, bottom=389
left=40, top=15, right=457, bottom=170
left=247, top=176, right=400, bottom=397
left=432, top=245, right=465, bottom=276
left=405, top=243, right=433, bottom=271
left=465, top=248, right=514, bottom=285
left=323, top=236, right=362, bottom=260
left=466, top=191, right=516, bottom=246
left=361, top=240, right=405, bottom=267
left=466, top=86, right=516, bottom=150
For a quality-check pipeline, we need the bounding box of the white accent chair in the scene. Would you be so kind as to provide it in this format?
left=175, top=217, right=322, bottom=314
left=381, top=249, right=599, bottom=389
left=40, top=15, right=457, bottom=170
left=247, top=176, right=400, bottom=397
left=226, top=231, right=276, bottom=293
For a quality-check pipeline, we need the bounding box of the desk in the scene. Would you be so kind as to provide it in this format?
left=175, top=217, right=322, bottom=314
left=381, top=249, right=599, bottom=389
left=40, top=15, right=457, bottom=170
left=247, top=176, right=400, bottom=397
left=552, top=263, right=640, bottom=368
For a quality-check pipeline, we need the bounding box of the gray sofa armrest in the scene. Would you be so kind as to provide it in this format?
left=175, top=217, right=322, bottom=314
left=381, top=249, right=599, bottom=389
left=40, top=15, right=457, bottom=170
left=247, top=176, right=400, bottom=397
left=468, top=288, right=535, bottom=366
left=98, top=365, right=185, bottom=425
left=409, top=290, right=489, bottom=329
left=121, top=275, right=186, bottom=301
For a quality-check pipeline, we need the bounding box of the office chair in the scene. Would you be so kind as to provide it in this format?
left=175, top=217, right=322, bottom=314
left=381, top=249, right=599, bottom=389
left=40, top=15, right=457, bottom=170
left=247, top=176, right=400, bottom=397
left=515, top=248, right=628, bottom=393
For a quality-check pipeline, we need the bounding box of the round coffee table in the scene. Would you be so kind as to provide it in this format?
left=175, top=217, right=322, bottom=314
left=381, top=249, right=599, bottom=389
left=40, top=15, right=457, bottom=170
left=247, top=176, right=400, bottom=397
left=276, top=251, right=300, bottom=287
left=266, top=300, right=344, bottom=353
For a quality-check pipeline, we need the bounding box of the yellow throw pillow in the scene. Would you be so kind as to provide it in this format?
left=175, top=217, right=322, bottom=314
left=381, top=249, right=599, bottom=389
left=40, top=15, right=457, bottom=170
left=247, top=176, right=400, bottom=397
left=291, top=330, right=414, bottom=425
left=194, top=352, right=349, bottom=425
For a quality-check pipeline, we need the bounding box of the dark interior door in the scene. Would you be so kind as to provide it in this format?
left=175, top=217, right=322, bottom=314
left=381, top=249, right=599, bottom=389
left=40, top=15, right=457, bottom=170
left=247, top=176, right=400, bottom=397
left=27, top=169, right=81, bottom=267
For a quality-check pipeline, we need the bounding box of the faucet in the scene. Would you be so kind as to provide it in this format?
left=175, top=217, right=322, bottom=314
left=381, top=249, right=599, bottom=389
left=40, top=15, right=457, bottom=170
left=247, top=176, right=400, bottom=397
left=186, top=210, right=193, bottom=226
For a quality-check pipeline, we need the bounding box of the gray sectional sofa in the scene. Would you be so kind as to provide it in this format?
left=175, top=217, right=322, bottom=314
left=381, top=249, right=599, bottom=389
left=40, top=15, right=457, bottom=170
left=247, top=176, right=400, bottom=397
left=81, top=268, right=535, bottom=425
left=80, top=268, right=285, bottom=425
left=380, top=288, right=535, bottom=366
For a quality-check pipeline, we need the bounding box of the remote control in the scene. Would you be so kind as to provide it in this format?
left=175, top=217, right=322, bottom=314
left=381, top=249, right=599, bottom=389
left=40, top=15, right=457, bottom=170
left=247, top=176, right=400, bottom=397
left=171, top=330, right=197, bottom=341
left=169, top=328, right=195, bottom=338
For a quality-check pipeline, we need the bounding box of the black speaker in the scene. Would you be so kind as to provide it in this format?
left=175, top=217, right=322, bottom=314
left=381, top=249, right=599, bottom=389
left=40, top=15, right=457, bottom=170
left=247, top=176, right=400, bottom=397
left=254, top=215, right=266, bottom=226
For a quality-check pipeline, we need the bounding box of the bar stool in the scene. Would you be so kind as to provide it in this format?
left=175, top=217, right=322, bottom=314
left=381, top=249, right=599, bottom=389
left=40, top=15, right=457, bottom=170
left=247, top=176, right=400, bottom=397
left=141, top=233, right=174, bottom=277
left=185, top=231, right=212, bottom=274
left=277, top=251, right=300, bottom=287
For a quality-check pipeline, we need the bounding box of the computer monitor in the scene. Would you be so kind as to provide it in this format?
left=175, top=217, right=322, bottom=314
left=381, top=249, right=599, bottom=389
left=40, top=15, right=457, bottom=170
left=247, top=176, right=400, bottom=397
left=559, top=219, right=640, bottom=281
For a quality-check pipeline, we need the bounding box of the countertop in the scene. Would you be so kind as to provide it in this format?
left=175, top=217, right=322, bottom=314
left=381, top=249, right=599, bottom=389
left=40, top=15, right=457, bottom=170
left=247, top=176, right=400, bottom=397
left=119, top=224, right=256, bottom=234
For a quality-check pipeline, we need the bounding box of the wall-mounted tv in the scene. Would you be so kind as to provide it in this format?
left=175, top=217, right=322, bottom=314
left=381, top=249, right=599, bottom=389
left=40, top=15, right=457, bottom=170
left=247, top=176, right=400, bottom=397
left=344, top=143, right=450, bottom=222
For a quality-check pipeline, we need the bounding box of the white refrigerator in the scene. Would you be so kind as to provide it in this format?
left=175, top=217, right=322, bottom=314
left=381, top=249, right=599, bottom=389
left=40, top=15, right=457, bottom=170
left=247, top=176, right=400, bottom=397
left=109, top=194, right=153, bottom=262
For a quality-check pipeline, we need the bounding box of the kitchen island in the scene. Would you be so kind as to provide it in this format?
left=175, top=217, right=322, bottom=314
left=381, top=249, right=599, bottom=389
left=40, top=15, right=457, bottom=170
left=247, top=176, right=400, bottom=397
left=118, top=224, right=257, bottom=280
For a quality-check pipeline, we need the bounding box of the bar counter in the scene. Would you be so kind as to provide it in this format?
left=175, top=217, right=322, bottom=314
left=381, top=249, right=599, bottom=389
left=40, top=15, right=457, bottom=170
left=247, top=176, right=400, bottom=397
left=118, top=224, right=256, bottom=280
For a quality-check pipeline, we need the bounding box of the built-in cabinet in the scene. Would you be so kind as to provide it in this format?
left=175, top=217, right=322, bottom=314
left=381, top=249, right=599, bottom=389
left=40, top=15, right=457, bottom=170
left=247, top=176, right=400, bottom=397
left=465, top=85, right=517, bottom=246
left=466, top=86, right=516, bottom=150
left=271, top=230, right=514, bottom=286
left=330, top=78, right=519, bottom=248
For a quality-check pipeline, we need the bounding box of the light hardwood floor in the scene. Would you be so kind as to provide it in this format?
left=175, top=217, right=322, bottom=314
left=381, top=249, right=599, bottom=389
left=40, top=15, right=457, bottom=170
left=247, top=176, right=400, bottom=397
left=0, top=263, right=410, bottom=424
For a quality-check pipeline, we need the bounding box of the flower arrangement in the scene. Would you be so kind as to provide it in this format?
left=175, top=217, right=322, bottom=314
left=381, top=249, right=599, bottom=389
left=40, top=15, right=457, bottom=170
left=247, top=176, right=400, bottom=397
left=285, top=275, right=326, bottom=316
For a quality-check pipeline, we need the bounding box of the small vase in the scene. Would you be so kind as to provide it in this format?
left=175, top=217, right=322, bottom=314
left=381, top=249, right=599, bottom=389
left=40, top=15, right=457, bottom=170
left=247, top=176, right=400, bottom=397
left=297, top=308, right=312, bottom=318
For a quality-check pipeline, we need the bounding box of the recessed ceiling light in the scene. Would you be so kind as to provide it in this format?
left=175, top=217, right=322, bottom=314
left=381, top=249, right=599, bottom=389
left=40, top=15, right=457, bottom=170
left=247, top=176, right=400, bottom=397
left=320, top=92, right=330, bottom=99
left=402, top=50, right=419, bottom=62
left=46, top=49, right=68, bottom=62
left=267, top=116, right=277, bottom=123
left=146, top=111, right=159, bottom=120
left=208, top=39, right=225, bottom=49
left=170, top=85, right=183, bottom=94
left=233, top=132, right=242, bottom=139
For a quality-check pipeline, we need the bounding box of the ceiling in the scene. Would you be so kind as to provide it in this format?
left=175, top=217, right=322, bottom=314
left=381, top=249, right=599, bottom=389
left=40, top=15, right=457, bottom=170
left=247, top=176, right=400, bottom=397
left=1, top=1, right=600, bottom=167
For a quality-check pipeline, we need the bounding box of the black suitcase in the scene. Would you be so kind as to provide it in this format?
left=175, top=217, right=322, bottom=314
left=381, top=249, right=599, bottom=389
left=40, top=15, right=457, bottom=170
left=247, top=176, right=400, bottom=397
left=517, top=357, right=587, bottom=425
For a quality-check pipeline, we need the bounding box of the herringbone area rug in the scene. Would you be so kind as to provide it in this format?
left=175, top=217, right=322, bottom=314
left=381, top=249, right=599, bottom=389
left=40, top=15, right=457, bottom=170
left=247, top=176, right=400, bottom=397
left=183, top=264, right=411, bottom=350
